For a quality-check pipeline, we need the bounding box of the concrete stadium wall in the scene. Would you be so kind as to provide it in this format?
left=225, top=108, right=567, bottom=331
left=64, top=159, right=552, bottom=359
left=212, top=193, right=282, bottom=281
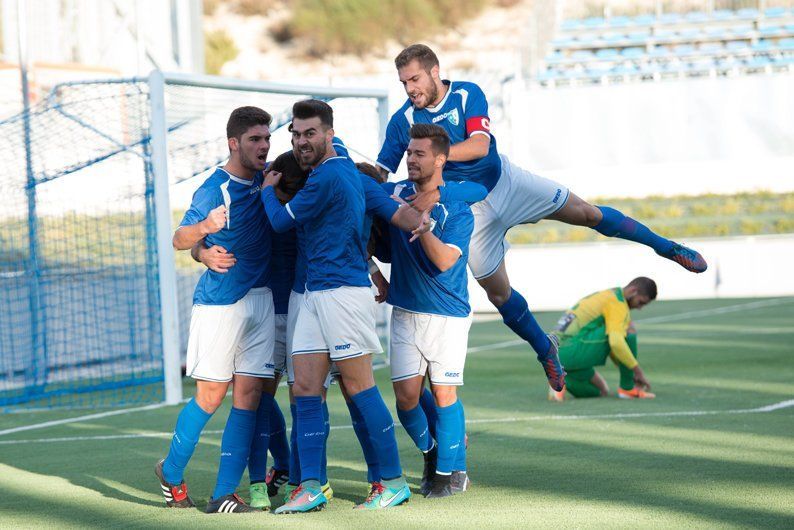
left=465, top=234, right=794, bottom=313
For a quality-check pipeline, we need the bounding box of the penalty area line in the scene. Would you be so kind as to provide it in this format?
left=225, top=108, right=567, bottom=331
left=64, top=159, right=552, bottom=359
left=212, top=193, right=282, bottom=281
left=0, top=399, right=791, bottom=446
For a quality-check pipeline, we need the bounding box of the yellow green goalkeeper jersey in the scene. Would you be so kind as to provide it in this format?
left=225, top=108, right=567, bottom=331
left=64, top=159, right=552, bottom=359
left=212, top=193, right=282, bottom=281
left=554, top=287, right=637, bottom=369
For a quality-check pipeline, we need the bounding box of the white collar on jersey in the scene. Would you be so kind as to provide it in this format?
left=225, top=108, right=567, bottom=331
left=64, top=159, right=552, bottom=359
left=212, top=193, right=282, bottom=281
left=217, top=167, right=255, bottom=186
left=423, top=80, right=453, bottom=114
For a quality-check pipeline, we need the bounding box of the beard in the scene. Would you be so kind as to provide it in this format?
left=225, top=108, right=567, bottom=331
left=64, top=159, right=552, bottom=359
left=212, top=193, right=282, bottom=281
left=240, top=149, right=265, bottom=172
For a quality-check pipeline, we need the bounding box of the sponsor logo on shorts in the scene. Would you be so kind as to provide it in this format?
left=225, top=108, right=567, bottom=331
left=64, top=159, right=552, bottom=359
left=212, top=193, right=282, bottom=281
left=445, top=371, right=460, bottom=378
left=552, top=188, right=562, bottom=203
left=265, top=363, right=274, bottom=368
left=334, top=343, right=352, bottom=351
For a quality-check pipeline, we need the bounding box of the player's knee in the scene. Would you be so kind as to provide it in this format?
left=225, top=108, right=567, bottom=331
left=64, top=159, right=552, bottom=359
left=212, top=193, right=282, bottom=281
left=195, top=391, right=225, bottom=413
left=395, top=392, right=419, bottom=411
left=432, top=386, right=457, bottom=407
left=486, top=287, right=511, bottom=307
left=291, top=379, right=318, bottom=397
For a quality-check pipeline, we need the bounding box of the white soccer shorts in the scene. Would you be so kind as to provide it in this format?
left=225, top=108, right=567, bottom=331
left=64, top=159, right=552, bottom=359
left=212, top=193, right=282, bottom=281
left=390, top=307, right=472, bottom=386
left=468, top=154, right=570, bottom=279
left=285, top=289, right=332, bottom=388
left=185, top=286, right=276, bottom=382
left=273, top=313, right=288, bottom=376
left=292, top=286, right=383, bottom=362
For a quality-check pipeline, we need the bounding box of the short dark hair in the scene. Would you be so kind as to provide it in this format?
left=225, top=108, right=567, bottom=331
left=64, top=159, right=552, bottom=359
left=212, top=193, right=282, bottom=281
left=628, top=276, right=658, bottom=300
left=395, top=44, right=440, bottom=71
left=226, top=106, right=272, bottom=139
left=356, top=162, right=386, bottom=184
left=409, top=123, right=450, bottom=157
left=270, top=151, right=310, bottom=203
left=292, top=99, right=333, bottom=128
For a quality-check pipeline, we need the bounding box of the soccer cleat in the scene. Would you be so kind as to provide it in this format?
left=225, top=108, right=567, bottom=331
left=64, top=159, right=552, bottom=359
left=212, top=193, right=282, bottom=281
left=538, top=334, right=566, bottom=392
left=618, top=387, right=656, bottom=399
left=205, top=493, right=257, bottom=513
left=321, top=481, right=334, bottom=501
left=274, top=481, right=327, bottom=514
left=282, top=483, right=298, bottom=505
left=265, top=466, right=290, bottom=497
left=450, top=471, right=471, bottom=494
left=548, top=384, right=567, bottom=402
left=420, top=444, right=438, bottom=496
left=249, top=482, right=271, bottom=510
left=355, top=480, right=411, bottom=510
left=658, top=243, right=707, bottom=273
left=154, top=459, right=195, bottom=508
left=425, top=473, right=453, bottom=499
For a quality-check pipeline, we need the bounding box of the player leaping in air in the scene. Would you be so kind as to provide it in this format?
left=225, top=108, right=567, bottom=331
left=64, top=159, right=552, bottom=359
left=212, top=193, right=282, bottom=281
left=376, top=44, right=707, bottom=392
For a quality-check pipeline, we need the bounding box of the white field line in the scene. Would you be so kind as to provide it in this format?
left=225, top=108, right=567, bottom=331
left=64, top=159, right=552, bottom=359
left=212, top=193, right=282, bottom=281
left=0, top=399, right=791, bottom=446
left=2, top=297, right=791, bottom=438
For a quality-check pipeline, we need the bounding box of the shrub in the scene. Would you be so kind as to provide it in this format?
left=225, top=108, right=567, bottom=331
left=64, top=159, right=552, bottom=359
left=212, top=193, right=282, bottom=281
left=205, top=29, right=239, bottom=75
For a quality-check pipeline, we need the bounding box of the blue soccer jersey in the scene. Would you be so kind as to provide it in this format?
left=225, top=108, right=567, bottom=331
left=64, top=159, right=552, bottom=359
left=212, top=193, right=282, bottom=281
left=377, top=80, right=502, bottom=192
left=262, top=156, right=370, bottom=292
left=380, top=180, right=474, bottom=317
left=269, top=227, right=297, bottom=313
left=180, top=167, right=271, bottom=305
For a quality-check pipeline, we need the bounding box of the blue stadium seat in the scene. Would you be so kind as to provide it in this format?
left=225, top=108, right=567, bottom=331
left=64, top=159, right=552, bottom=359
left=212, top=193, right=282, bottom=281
left=699, top=42, right=724, bottom=53
left=763, top=7, right=787, bottom=18
left=729, top=25, right=755, bottom=38
left=726, top=40, right=750, bottom=52
left=659, top=13, right=682, bottom=25
left=609, top=16, right=631, bottom=28
left=785, top=23, right=794, bottom=34
left=611, top=63, right=639, bottom=75
left=752, top=39, right=774, bottom=51
left=552, top=36, right=576, bottom=47
left=744, top=55, right=771, bottom=68
left=571, top=50, right=595, bottom=61
left=736, top=8, right=759, bottom=20
left=545, top=51, right=565, bottom=64
left=678, top=27, right=703, bottom=39
left=595, top=48, right=620, bottom=59
left=779, top=38, right=794, bottom=50
left=712, top=9, right=735, bottom=20
left=673, top=44, right=696, bottom=56
left=583, top=17, right=605, bottom=28
left=703, top=27, right=730, bottom=39
left=627, top=30, right=651, bottom=44
left=577, top=32, right=599, bottom=44
left=602, top=32, right=626, bottom=43
left=654, top=28, right=677, bottom=39
left=772, top=54, right=794, bottom=65
left=632, top=14, right=656, bottom=26
left=621, top=47, right=646, bottom=58
left=685, top=11, right=709, bottom=23
left=648, top=46, right=672, bottom=57
left=716, top=57, right=737, bottom=68
left=759, top=26, right=784, bottom=37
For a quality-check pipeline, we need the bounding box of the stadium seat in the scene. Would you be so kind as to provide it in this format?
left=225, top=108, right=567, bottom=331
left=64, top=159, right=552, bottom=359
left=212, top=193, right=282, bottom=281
left=678, top=27, right=703, bottom=39
left=571, top=49, right=595, bottom=60
left=595, top=48, right=620, bottom=59
left=726, top=40, right=751, bottom=52
left=744, top=55, right=771, bottom=68
left=759, top=26, right=784, bottom=37
left=648, top=46, right=672, bottom=57
left=545, top=51, right=565, bottom=65
left=583, top=17, right=606, bottom=28
left=703, top=26, right=730, bottom=39
left=602, top=32, right=626, bottom=43
left=611, top=63, right=639, bottom=75
left=609, top=16, right=631, bottom=28
left=632, top=14, right=656, bottom=26
left=736, top=8, right=759, bottom=20
left=699, top=42, right=724, bottom=53
left=659, top=13, right=682, bottom=25
left=779, top=38, right=794, bottom=51
left=552, top=36, right=576, bottom=48
left=729, top=25, right=755, bottom=38
left=685, top=11, right=709, bottom=23
left=712, top=9, right=735, bottom=20
left=763, top=7, right=787, bottom=18
left=785, top=23, right=794, bottom=34
left=752, top=39, right=774, bottom=51
left=627, top=30, right=651, bottom=44
left=621, top=47, right=646, bottom=58
left=673, top=44, right=696, bottom=56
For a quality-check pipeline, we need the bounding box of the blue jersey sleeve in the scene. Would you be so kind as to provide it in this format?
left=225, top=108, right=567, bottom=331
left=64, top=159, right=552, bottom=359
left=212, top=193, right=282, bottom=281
left=460, top=83, right=492, bottom=138
left=438, top=206, right=475, bottom=258
left=332, top=136, right=350, bottom=159
left=284, top=173, right=333, bottom=224
left=262, top=186, right=296, bottom=233
left=362, top=175, right=399, bottom=222
left=180, top=185, right=222, bottom=227
left=376, top=112, right=409, bottom=174
left=438, top=181, right=488, bottom=205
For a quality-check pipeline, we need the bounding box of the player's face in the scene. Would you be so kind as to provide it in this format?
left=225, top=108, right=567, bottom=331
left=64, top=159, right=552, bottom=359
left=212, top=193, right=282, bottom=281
left=628, top=293, right=651, bottom=310
left=233, top=124, right=271, bottom=172
left=291, top=117, right=331, bottom=168
left=398, top=60, right=440, bottom=110
left=406, top=138, right=439, bottom=183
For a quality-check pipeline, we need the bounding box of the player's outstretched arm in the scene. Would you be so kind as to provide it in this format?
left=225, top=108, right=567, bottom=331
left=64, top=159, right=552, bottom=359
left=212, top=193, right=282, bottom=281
left=417, top=230, right=461, bottom=272
left=173, top=205, right=226, bottom=250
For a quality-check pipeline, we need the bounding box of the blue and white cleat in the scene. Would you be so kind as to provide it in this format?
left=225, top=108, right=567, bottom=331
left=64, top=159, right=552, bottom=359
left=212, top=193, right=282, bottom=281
left=274, top=481, right=327, bottom=514
left=354, top=479, right=411, bottom=510
left=658, top=243, right=708, bottom=273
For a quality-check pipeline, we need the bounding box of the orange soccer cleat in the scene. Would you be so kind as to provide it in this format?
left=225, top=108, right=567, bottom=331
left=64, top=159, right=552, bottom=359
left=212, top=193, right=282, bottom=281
left=617, top=387, right=656, bottom=399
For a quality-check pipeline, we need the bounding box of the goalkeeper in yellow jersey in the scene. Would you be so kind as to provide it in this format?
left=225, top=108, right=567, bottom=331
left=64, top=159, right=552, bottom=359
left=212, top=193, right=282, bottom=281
left=549, top=277, right=658, bottom=400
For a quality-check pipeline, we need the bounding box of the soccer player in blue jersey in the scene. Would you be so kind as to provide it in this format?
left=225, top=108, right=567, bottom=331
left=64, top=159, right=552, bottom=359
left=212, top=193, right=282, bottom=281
left=155, top=106, right=276, bottom=514
left=261, top=100, right=415, bottom=513
left=377, top=44, right=708, bottom=393
left=377, top=123, right=483, bottom=498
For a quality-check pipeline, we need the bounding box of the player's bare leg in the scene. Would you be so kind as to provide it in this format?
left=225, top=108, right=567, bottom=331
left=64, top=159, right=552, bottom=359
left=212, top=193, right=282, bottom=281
left=590, top=371, right=609, bottom=397
left=547, top=192, right=707, bottom=273
left=477, top=261, right=565, bottom=391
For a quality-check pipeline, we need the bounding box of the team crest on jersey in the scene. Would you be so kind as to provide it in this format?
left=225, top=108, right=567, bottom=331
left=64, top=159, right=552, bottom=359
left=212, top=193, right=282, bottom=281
left=431, top=108, right=459, bottom=127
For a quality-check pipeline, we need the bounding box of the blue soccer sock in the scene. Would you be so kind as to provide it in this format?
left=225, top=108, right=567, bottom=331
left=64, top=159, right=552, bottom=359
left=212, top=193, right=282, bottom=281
left=594, top=206, right=674, bottom=255
left=247, top=393, right=273, bottom=484
left=419, top=387, right=438, bottom=441
left=295, top=395, right=325, bottom=483
left=396, top=403, right=433, bottom=453
left=268, top=398, right=290, bottom=472
left=435, top=400, right=463, bottom=475
left=350, top=386, right=402, bottom=481
left=162, top=398, right=213, bottom=484
left=212, top=407, right=257, bottom=499
left=498, top=289, right=552, bottom=357
left=288, top=403, right=301, bottom=485
left=453, top=400, right=467, bottom=472
left=320, top=400, right=330, bottom=485
left=345, top=399, right=381, bottom=483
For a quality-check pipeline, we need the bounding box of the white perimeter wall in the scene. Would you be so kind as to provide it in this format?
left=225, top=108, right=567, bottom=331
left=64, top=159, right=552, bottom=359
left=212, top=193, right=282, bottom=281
left=464, top=234, right=794, bottom=312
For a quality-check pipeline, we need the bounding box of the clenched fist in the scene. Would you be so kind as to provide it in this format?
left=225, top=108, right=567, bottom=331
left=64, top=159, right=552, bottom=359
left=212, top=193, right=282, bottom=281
left=202, top=205, right=227, bottom=234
